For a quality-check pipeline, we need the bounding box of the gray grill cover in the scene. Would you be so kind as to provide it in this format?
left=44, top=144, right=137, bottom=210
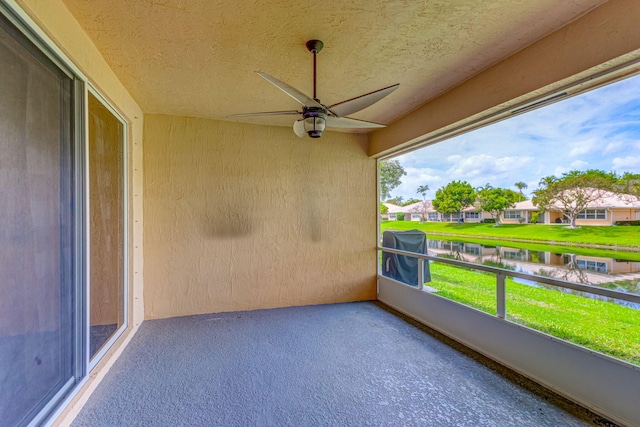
left=382, top=230, right=431, bottom=287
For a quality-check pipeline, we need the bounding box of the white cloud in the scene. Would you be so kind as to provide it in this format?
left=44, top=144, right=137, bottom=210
left=391, top=167, right=443, bottom=200
left=570, top=160, right=589, bottom=169
left=568, top=139, right=597, bottom=157
left=612, top=156, right=640, bottom=170
left=446, top=154, right=533, bottom=180
left=553, top=166, right=570, bottom=176
left=603, top=140, right=624, bottom=154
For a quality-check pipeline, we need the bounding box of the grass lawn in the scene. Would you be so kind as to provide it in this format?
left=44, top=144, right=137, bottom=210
left=428, top=263, right=640, bottom=366
left=381, top=220, right=640, bottom=249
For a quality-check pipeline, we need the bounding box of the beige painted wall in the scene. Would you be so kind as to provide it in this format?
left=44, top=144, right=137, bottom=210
left=369, top=0, right=640, bottom=157
left=611, top=209, right=639, bottom=223
left=143, top=115, right=377, bottom=319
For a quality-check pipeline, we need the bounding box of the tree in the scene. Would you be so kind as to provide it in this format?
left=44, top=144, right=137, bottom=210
left=416, top=185, right=430, bottom=199
left=379, top=202, right=388, bottom=214
left=402, top=198, right=421, bottom=206
left=617, top=172, right=640, bottom=200
left=379, top=160, right=406, bottom=201
left=432, top=181, right=476, bottom=221
left=416, top=184, right=431, bottom=222
left=514, top=181, right=528, bottom=201
left=385, top=196, right=404, bottom=206
left=532, top=169, right=619, bottom=228
left=415, top=184, right=430, bottom=221
left=476, top=185, right=520, bottom=225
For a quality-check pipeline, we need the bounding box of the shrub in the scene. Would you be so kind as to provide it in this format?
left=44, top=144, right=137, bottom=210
left=531, top=212, right=540, bottom=223
left=615, top=220, right=640, bottom=226
left=482, top=218, right=496, bottom=223
left=397, top=213, right=405, bottom=221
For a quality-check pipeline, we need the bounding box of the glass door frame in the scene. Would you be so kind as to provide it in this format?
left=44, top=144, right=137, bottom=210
left=86, top=86, right=129, bottom=371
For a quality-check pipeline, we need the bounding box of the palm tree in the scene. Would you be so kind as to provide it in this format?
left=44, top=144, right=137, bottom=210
left=416, top=185, right=430, bottom=221
left=514, top=181, right=528, bottom=201
left=416, top=185, right=430, bottom=200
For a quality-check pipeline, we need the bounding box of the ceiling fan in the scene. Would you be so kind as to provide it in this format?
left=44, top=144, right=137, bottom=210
left=228, top=40, right=399, bottom=138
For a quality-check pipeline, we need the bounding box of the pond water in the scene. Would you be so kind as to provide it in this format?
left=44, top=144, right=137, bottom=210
left=426, top=237, right=640, bottom=308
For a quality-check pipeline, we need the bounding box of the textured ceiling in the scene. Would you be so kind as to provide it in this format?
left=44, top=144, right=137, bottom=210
left=61, top=0, right=607, bottom=131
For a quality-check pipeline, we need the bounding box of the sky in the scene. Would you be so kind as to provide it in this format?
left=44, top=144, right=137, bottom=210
left=389, top=73, right=640, bottom=202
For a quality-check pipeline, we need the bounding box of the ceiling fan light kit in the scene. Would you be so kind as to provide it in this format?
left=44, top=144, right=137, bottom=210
left=301, top=108, right=326, bottom=138
left=228, top=40, right=399, bottom=139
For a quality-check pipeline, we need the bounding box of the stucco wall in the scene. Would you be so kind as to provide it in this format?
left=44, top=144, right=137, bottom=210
left=143, top=115, right=377, bottom=319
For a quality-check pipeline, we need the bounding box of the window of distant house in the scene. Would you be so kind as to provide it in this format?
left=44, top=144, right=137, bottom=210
left=465, top=212, right=480, bottom=219
left=577, top=260, right=608, bottom=272
left=465, top=246, right=481, bottom=255
left=577, top=209, right=606, bottom=220
left=442, top=213, right=460, bottom=221
left=503, top=250, right=524, bottom=260
left=411, top=213, right=422, bottom=220
left=428, top=212, right=439, bottom=220
left=504, top=210, right=522, bottom=219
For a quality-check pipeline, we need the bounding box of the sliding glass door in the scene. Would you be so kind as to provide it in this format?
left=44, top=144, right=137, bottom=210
left=0, top=4, right=129, bottom=424
left=0, top=11, right=80, bottom=427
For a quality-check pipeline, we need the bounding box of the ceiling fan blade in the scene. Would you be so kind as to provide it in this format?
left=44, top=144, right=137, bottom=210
left=328, top=84, right=399, bottom=117
left=325, top=116, right=387, bottom=129
left=257, top=72, right=323, bottom=109
left=293, top=119, right=306, bottom=137
left=227, top=110, right=300, bottom=118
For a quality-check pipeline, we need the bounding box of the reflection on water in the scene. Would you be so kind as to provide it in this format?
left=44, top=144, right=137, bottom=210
left=428, top=238, right=640, bottom=308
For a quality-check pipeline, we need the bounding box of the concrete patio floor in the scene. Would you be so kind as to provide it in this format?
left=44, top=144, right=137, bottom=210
left=72, top=302, right=615, bottom=426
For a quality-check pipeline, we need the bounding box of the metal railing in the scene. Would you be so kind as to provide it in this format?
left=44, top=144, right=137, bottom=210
left=377, top=246, right=640, bottom=319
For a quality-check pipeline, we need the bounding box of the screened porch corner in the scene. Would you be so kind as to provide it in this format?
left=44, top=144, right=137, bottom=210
left=70, top=302, right=609, bottom=427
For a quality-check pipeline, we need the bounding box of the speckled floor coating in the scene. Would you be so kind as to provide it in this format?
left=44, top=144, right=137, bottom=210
left=72, top=302, right=614, bottom=426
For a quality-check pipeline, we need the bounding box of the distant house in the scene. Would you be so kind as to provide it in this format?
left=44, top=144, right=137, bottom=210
left=461, top=205, right=491, bottom=223
left=383, top=193, right=640, bottom=226
left=381, top=203, right=404, bottom=221
left=542, top=191, right=640, bottom=225
left=500, top=200, right=540, bottom=224
left=403, top=201, right=433, bottom=221
left=435, top=207, right=489, bottom=223
left=501, top=192, right=640, bottom=225
left=401, top=201, right=490, bottom=223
